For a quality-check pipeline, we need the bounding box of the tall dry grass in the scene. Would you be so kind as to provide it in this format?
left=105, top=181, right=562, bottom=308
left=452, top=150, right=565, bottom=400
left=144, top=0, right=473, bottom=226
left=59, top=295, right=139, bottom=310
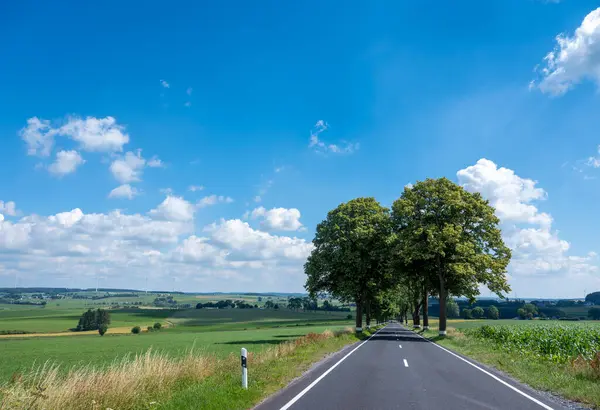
left=0, top=349, right=215, bottom=410
left=0, top=328, right=355, bottom=410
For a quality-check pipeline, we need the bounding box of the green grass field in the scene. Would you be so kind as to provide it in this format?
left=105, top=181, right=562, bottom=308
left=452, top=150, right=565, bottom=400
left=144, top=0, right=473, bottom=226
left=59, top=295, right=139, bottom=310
left=0, top=299, right=354, bottom=381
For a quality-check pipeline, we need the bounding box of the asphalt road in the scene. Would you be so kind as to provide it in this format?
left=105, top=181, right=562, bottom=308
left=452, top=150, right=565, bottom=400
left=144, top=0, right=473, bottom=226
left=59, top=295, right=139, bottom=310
left=255, top=323, right=567, bottom=410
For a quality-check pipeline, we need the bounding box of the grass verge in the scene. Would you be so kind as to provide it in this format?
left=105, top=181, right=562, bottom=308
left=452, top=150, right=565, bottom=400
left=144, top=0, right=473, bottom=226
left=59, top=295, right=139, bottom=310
left=0, top=326, right=381, bottom=409
left=419, top=327, right=600, bottom=408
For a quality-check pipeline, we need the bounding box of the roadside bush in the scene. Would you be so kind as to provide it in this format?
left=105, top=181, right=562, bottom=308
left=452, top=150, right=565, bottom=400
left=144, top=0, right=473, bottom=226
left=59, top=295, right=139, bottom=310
left=98, top=324, right=108, bottom=336
left=147, top=326, right=153, bottom=332
left=131, top=326, right=141, bottom=334
left=153, top=322, right=162, bottom=330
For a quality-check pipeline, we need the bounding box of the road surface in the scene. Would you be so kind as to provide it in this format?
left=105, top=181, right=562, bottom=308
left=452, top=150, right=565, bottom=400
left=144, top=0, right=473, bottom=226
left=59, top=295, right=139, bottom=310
left=255, top=323, right=567, bottom=410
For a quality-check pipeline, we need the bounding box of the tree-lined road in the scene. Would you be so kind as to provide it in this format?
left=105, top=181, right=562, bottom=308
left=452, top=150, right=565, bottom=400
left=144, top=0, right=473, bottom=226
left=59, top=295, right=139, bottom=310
left=256, top=324, right=565, bottom=410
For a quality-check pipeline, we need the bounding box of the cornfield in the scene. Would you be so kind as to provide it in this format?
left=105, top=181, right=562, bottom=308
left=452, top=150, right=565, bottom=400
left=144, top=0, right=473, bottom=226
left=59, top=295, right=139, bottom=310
left=466, top=323, right=600, bottom=363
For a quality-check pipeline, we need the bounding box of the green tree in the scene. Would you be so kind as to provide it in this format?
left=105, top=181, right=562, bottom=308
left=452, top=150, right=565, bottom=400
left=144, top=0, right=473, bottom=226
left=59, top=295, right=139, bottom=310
left=487, top=305, right=500, bottom=320
left=585, top=291, right=600, bottom=305
left=472, top=306, right=485, bottom=319
left=462, top=308, right=473, bottom=319
left=153, top=322, right=162, bottom=330
left=98, top=324, right=108, bottom=336
left=391, top=178, right=511, bottom=336
left=131, top=326, right=141, bottom=334
left=446, top=298, right=460, bottom=318
left=287, top=297, right=303, bottom=311
left=588, top=307, right=600, bottom=320
left=95, top=309, right=111, bottom=328
left=305, top=198, right=392, bottom=331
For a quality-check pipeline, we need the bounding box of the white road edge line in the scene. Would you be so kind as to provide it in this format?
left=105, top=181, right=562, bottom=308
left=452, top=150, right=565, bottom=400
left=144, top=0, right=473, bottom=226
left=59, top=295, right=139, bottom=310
left=412, top=329, right=553, bottom=410
left=403, top=359, right=409, bottom=367
left=278, top=324, right=387, bottom=410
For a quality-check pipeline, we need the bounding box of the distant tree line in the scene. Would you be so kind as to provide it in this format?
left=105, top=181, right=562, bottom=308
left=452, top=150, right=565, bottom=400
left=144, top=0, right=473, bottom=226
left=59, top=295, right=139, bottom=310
left=287, top=297, right=351, bottom=312
left=196, top=299, right=257, bottom=309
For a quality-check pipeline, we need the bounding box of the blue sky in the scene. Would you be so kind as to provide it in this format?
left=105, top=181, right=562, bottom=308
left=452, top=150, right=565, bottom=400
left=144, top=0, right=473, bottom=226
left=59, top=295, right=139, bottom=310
left=1, top=0, right=600, bottom=297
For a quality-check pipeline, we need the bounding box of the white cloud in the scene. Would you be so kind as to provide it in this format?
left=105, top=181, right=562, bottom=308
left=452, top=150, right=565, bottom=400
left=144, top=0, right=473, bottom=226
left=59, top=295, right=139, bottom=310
left=204, top=219, right=313, bottom=262
left=19, top=117, right=54, bottom=157
left=58, top=116, right=130, bottom=152
left=108, top=184, right=140, bottom=200
left=109, top=150, right=146, bottom=183
left=20, top=116, right=130, bottom=156
left=149, top=196, right=196, bottom=222
left=249, top=207, right=304, bottom=231
left=457, top=158, right=597, bottom=279
left=160, top=80, right=170, bottom=88
left=309, top=120, right=359, bottom=155
left=48, top=150, right=85, bottom=176
left=147, top=156, right=164, bottom=168
left=0, top=199, right=312, bottom=292
left=534, top=8, right=600, bottom=95
left=196, top=195, right=234, bottom=208
left=171, top=235, right=227, bottom=264
left=188, top=185, right=204, bottom=192
left=186, top=87, right=193, bottom=95
left=0, top=201, right=19, bottom=217
left=458, top=159, right=552, bottom=227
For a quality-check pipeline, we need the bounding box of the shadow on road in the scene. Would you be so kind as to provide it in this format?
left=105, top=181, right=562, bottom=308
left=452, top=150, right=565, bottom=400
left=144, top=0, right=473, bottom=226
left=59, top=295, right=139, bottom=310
left=369, top=329, right=428, bottom=342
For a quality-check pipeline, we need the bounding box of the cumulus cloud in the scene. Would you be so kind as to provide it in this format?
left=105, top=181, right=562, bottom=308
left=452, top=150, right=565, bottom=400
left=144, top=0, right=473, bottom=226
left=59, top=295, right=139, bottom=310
left=58, top=116, right=130, bottom=152
left=249, top=207, right=304, bottom=231
left=196, top=195, right=234, bottom=208
left=19, top=117, right=54, bottom=157
left=171, top=235, right=228, bottom=264
left=48, top=150, right=85, bottom=176
left=188, top=185, right=204, bottom=192
left=0, top=201, right=19, bottom=217
left=109, top=150, right=146, bottom=183
left=149, top=196, right=196, bottom=222
left=309, top=120, right=359, bottom=155
left=108, top=184, right=140, bottom=200
left=204, top=219, right=313, bottom=263
left=160, top=80, right=170, bottom=88
left=20, top=116, right=130, bottom=156
left=0, top=198, right=312, bottom=291
left=457, top=159, right=597, bottom=279
left=533, top=8, right=600, bottom=94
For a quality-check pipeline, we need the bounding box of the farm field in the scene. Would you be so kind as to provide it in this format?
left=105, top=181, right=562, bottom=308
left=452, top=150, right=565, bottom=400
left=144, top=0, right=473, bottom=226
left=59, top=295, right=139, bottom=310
left=0, top=297, right=355, bottom=382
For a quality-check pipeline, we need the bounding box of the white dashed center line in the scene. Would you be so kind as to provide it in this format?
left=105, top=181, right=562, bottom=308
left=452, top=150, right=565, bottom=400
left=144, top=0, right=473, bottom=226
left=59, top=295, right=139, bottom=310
left=403, top=359, right=409, bottom=367
left=398, top=344, right=402, bottom=348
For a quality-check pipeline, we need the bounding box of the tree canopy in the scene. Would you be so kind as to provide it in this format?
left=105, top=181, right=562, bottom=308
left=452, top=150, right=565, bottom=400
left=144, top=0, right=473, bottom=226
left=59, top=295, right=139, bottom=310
left=305, top=197, right=392, bottom=330
left=585, top=292, right=600, bottom=305
left=304, top=178, right=512, bottom=336
left=391, top=178, right=511, bottom=334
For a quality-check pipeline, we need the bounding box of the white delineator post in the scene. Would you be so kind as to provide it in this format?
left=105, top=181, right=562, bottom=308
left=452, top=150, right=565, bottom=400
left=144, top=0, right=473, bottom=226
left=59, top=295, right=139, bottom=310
left=241, top=348, right=248, bottom=389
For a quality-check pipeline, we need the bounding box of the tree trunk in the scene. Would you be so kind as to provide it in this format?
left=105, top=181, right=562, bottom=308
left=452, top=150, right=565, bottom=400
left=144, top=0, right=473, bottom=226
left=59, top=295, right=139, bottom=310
left=422, top=290, right=429, bottom=330
left=355, top=301, right=363, bottom=332
left=412, top=301, right=421, bottom=328
left=438, top=276, right=447, bottom=336
left=366, top=301, right=371, bottom=329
